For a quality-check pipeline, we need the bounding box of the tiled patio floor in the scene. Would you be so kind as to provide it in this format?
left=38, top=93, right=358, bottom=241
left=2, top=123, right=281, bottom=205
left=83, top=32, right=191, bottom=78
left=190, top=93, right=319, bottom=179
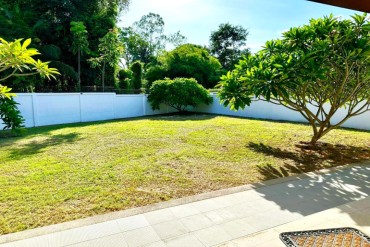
left=1, top=163, right=369, bottom=247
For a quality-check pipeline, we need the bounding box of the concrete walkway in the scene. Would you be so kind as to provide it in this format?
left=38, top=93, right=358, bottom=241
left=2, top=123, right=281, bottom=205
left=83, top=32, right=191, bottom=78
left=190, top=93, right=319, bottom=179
left=1, top=163, right=370, bottom=247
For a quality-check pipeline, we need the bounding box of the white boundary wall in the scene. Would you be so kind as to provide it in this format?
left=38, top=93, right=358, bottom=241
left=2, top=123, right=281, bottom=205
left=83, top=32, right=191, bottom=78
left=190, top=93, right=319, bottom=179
left=3, top=93, right=370, bottom=130
left=194, top=94, right=370, bottom=131
left=9, top=93, right=175, bottom=128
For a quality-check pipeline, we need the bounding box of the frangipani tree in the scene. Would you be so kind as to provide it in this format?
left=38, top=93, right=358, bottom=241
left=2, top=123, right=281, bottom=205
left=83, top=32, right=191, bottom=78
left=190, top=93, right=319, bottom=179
left=0, top=38, right=59, bottom=83
left=0, top=37, right=59, bottom=130
left=218, top=14, right=370, bottom=145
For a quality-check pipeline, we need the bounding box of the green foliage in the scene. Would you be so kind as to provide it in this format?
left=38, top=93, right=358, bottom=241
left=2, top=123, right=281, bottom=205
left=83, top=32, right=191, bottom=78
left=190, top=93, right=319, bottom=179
left=120, top=27, right=152, bottom=67
left=218, top=14, right=370, bottom=144
left=210, top=23, right=250, bottom=71
left=70, top=22, right=90, bottom=55
left=118, top=69, right=132, bottom=90
left=70, top=21, right=90, bottom=91
left=132, top=12, right=166, bottom=56
left=0, top=97, right=24, bottom=132
left=0, top=85, right=15, bottom=99
left=149, top=44, right=222, bottom=89
left=0, top=37, right=58, bottom=133
left=39, top=44, right=62, bottom=61
left=120, top=13, right=186, bottom=67
left=0, top=38, right=59, bottom=82
left=88, top=28, right=124, bottom=91
left=144, top=65, right=167, bottom=91
left=130, top=61, right=143, bottom=90
left=148, top=78, right=213, bottom=112
left=0, top=0, right=130, bottom=92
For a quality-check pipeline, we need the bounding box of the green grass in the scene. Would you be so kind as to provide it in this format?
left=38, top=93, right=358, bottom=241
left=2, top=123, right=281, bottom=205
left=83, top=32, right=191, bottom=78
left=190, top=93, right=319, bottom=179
left=0, top=114, right=369, bottom=234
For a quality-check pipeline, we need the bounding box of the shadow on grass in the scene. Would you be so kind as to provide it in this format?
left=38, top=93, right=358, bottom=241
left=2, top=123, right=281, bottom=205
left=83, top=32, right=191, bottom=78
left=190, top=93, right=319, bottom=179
left=9, top=133, right=82, bottom=158
left=148, top=113, right=218, bottom=121
left=248, top=142, right=370, bottom=180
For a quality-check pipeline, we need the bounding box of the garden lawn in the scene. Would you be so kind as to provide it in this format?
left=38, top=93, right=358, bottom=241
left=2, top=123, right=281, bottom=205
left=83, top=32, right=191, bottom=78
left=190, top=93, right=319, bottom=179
left=0, top=114, right=369, bottom=234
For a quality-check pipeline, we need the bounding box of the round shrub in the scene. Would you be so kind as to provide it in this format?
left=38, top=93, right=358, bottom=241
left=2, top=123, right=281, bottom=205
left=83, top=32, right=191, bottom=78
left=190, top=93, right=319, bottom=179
left=148, top=78, right=213, bottom=112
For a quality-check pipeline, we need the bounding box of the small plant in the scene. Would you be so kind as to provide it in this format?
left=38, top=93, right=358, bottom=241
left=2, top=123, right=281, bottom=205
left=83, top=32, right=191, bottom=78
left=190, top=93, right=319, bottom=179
left=0, top=97, right=24, bottom=134
left=148, top=78, right=213, bottom=112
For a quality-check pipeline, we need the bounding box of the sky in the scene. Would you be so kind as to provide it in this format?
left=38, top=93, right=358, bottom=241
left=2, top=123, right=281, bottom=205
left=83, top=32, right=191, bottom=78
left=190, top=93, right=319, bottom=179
left=118, top=0, right=362, bottom=53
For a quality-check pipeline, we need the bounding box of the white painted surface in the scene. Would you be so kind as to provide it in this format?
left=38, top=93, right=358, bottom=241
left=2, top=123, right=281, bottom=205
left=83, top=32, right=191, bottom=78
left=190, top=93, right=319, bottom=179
left=194, top=94, right=370, bottom=130
left=3, top=93, right=370, bottom=130
left=80, top=93, right=115, bottom=122
left=6, top=93, right=174, bottom=128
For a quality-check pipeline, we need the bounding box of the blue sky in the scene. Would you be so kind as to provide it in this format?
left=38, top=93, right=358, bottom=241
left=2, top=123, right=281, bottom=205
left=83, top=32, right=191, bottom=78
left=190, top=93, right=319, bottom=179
left=118, top=0, right=361, bottom=53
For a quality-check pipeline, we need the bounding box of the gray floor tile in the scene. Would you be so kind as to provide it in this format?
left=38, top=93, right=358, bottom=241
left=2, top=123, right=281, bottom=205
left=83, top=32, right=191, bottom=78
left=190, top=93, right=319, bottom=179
left=51, top=221, right=121, bottom=247
left=165, top=234, right=205, bottom=247
left=69, top=233, right=128, bottom=247
left=215, top=202, right=255, bottom=222
left=243, top=199, right=280, bottom=213
left=211, top=196, right=238, bottom=208
left=142, top=241, right=166, bottom=247
left=0, top=235, right=55, bottom=247
left=192, top=199, right=224, bottom=213
left=234, top=190, right=265, bottom=203
left=243, top=209, right=301, bottom=232
left=152, top=219, right=189, bottom=240
left=194, top=225, right=233, bottom=247
left=219, top=218, right=257, bottom=239
left=204, top=210, right=227, bottom=224
left=144, top=209, right=177, bottom=225
left=116, top=215, right=150, bottom=232
left=170, top=204, right=201, bottom=218
left=180, top=214, right=214, bottom=232
left=122, top=226, right=161, bottom=247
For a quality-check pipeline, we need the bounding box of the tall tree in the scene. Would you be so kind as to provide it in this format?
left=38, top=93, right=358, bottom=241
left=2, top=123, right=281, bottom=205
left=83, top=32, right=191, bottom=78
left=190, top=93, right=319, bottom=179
left=70, top=21, right=90, bottom=91
left=132, top=12, right=166, bottom=57
left=88, top=28, right=124, bottom=91
left=210, top=23, right=249, bottom=71
left=120, top=13, right=187, bottom=67
left=120, top=27, right=151, bottom=67
left=218, top=14, right=370, bottom=145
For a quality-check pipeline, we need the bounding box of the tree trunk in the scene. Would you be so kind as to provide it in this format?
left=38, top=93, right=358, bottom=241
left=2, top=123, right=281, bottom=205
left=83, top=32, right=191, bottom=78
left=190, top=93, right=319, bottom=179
left=310, top=124, right=332, bottom=145
left=310, top=134, right=320, bottom=145
left=102, top=62, right=105, bottom=92
left=77, top=48, right=81, bottom=92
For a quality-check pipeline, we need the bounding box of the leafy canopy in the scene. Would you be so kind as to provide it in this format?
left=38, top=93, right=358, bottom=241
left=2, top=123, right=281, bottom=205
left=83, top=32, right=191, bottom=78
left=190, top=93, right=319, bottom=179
left=210, top=23, right=249, bottom=71
left=0, top=38, right=59, bottom=82
left=218, top=14, right=370, bottom=144
left=0, top=0, right=130, bottom=92
left=70, top=21, right=90, bottom=55
left=147, top=44, right=221, bottom=89
left=148, top=78, right=213, bottom=112
left=120, top=13, right=186, bottom=67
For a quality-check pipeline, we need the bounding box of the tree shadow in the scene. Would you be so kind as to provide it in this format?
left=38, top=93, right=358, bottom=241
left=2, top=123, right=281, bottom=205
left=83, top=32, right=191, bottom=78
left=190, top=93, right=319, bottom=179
left=248, top=142, right=370, bottom=181
left=248, top=141, right=370, bottom=229
left=252, top=165, right=370, bottom=229
left=8, top=133, right=82, bottom=159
